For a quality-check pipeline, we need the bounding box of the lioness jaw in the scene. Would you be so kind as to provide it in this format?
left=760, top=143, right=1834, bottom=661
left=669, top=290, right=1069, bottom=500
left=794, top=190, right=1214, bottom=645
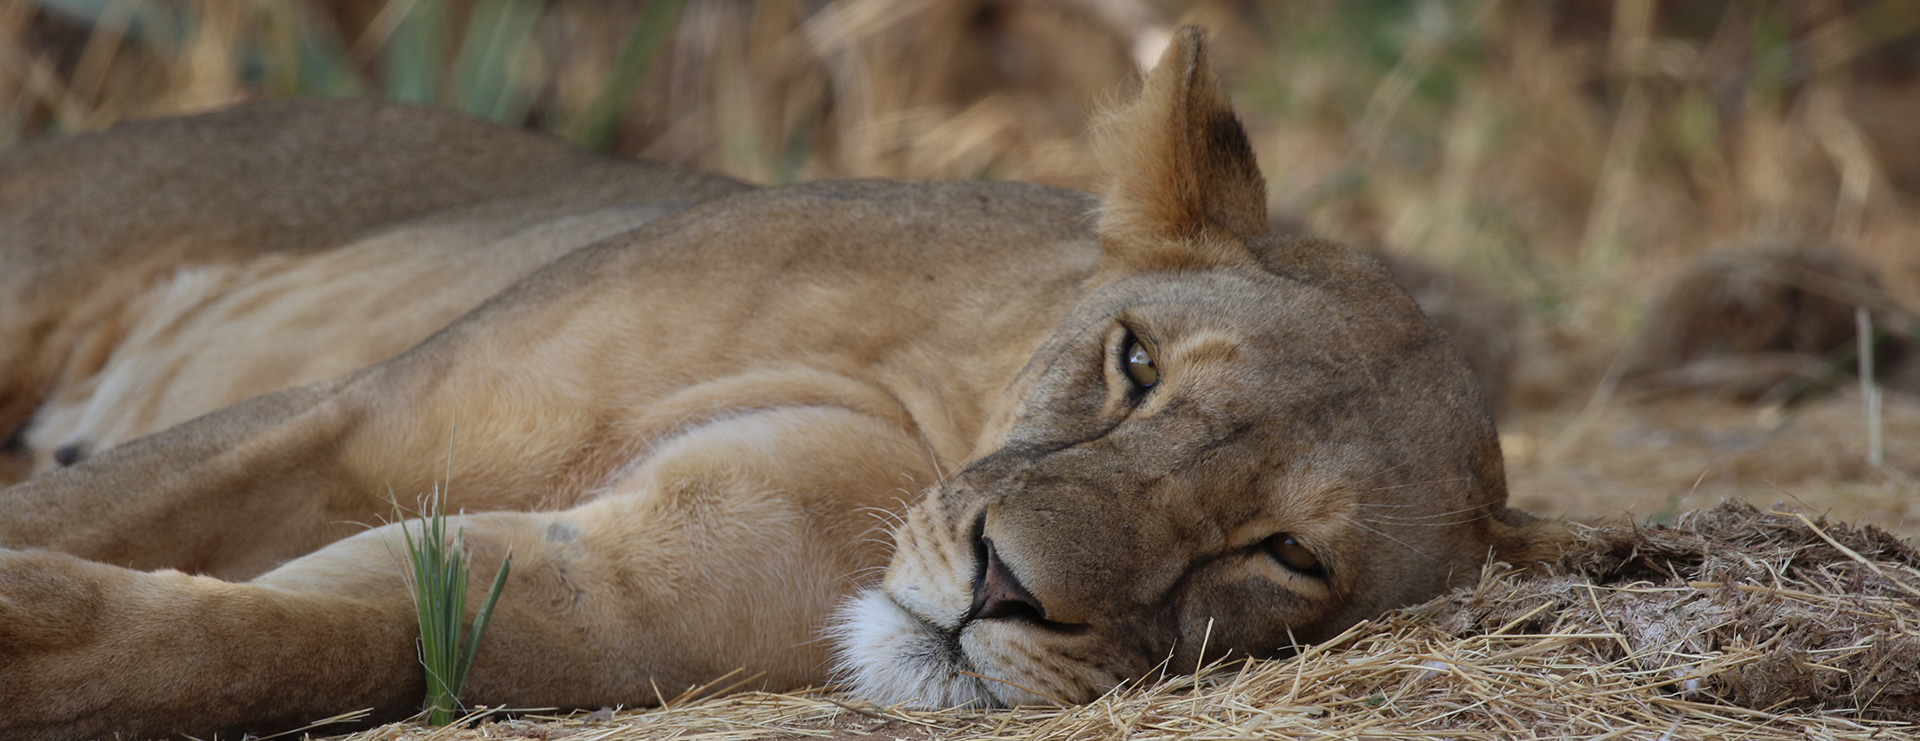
left=0, top=27, right=1553, bottom=740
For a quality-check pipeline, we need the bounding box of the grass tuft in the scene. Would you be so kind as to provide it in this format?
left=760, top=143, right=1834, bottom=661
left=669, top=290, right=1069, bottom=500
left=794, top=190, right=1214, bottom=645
left=400, top=486, right=512, bottom=727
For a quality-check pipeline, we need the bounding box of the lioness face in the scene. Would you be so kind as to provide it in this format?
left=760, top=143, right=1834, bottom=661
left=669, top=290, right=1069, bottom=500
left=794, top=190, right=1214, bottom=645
left=835, top=29, right=1518, bottom=707
left=838, top=245, right=1508, bottom=706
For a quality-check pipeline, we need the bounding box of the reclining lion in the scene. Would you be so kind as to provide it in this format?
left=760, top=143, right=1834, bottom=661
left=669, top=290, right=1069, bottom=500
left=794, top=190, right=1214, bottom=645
left=0, top=30, right=1557, bottom=740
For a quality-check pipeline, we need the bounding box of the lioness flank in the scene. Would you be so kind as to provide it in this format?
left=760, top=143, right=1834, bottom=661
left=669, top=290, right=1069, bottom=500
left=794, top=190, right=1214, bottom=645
left=0, top=29, right=1560, bottom=740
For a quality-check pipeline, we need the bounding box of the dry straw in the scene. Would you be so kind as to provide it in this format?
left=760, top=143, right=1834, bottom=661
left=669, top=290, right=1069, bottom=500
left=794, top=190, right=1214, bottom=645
left=11, top=0, right=1920, bottom=345
left=325, top=500, right=1920, bottom=740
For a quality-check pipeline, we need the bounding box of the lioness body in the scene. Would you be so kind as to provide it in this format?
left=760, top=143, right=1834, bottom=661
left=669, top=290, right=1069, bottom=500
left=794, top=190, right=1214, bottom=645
left=0, top=32, right=1545, bottom=740
left=0, top=98, right=748, bottom=484
left=1, top=177, right=1093, bottom=730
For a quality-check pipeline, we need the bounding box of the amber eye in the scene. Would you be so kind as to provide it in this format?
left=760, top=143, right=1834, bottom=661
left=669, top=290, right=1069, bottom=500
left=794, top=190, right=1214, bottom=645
left=1267, top=534, right=1323, bottom=575
left=1124, top=339, right=1159, bottom=388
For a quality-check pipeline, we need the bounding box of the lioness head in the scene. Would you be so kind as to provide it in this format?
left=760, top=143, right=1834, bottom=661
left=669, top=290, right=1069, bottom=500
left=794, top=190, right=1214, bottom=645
left=835, top=29, right=1548, bottom=706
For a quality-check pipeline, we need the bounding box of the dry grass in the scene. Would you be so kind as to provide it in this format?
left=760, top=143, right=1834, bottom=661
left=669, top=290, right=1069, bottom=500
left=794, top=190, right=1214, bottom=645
left=313, top=500, right=1920, bottom=740
left=16, top=12, right=1911, bottom=418
left=1244, top=1, right=1920, bottom=357
left=8, top=0, right=1918, bottom=402
left=0, top=0, right=1148, bottom=186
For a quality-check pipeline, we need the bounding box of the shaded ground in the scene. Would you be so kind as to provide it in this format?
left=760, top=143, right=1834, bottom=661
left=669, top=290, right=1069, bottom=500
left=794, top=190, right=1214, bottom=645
left=1507, top=392, right=1920, bottom=540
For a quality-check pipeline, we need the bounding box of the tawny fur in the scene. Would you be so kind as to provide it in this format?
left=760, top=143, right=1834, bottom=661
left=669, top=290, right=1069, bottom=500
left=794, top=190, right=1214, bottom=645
left=1268, top=215, right=1519, bottom=418
left=1092, top=28, right=1267, bottom=272
left=0, top=28, right=1550, bottom=741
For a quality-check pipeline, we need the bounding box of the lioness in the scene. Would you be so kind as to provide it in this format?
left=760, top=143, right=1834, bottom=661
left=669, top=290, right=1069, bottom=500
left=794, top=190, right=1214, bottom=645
left=0, top=30, right=1555, bottom=740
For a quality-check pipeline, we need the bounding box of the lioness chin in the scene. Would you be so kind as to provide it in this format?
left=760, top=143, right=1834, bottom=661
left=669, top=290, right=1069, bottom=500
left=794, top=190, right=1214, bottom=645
left=0, top=29, right=1559, bottom=740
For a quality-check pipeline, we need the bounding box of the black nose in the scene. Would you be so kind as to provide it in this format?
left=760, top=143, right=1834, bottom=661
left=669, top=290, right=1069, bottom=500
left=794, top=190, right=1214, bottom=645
left=967, top=537, right=1046, bottom=623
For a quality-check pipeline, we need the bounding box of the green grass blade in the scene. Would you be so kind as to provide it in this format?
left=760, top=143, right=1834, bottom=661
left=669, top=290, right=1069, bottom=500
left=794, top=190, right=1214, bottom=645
left=451, top=554, right=512, bottom=695
left=403, top=482, right=510, bottom=727
left=450, top=0, right=540, bottom=123
left=567, top=0, right=687, bottom=151
left=384, top=0, right=445, bottom=105
left=285, top=7, right=365, bottom=97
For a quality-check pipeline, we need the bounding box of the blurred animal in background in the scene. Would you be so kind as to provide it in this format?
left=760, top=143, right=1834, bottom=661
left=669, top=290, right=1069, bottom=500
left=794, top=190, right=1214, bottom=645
left=1623, top=244, right=1920, bottom=404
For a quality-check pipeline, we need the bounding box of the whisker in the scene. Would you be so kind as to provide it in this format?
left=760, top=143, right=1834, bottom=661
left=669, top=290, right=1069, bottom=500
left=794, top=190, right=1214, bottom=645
left=1354, top=503, right=1495, bottom=524
left=857, top=505, right=909, bottom=530
left=1357, top=513, right=1496, bottom=528
left=1348, top=519, right=1440, bottom=561
left=1355, top=475, right=1474, bottom=493
left=918, top=434, right=950, bottom=484
left=1355, top=501, right=1483, bottom=517
left=829, top=565, right=891, bottom=590
left=1343, top=492, right=1495, bottom=527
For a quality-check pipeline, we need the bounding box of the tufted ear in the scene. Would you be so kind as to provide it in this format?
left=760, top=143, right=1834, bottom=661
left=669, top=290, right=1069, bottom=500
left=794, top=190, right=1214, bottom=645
left=1093, top=26, right=1269, bottom=273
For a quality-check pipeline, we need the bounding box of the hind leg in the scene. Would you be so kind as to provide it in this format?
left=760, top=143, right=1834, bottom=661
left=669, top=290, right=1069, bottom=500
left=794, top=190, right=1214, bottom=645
left=0, top=273, right=651, bottom=578
left=0, top=372, right=389, bottom=578
left=0, top=356, right=532, bottom=579
left=0, top=404, right=929, bottom=741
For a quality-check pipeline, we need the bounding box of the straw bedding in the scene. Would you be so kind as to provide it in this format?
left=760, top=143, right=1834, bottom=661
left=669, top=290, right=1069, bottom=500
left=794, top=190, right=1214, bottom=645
left=333, top=500, right=1920, bottom=740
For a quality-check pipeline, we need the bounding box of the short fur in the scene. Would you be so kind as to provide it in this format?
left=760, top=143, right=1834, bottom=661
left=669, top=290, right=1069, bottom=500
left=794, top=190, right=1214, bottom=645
left=0, top=29, right=1557, bottom=740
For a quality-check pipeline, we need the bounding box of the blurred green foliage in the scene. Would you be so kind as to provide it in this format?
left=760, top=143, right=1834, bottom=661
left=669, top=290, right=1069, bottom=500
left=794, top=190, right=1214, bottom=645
left=20, top=0, right=685, bottom=149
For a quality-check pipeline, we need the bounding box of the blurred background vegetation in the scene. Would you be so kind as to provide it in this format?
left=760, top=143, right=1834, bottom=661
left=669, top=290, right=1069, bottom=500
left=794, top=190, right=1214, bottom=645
left=6, top=0, right=1920, bottom=524
left=8, top=0, right=1919, bottom=371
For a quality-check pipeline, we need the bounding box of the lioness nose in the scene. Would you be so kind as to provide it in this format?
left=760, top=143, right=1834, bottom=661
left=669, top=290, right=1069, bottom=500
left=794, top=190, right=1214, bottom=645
left=967, top=538, right=1046, bottom=623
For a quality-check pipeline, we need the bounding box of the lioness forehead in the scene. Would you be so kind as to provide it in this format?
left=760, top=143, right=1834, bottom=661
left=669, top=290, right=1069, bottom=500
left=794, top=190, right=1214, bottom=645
left=1092, top=266, right=1442, bottom=385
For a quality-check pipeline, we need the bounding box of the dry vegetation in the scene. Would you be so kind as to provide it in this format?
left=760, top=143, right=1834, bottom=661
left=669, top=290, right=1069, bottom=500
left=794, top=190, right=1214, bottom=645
left=5, top=0, right=1920, bottom=738
left=317, top=502, right=1920, bottom=740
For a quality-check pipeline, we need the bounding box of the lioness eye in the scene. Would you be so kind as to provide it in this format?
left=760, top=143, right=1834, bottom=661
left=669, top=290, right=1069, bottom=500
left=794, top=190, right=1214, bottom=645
left=1267, top=534, right=1322, bottom=575
left=1124, top=339, right=1159, bottom=388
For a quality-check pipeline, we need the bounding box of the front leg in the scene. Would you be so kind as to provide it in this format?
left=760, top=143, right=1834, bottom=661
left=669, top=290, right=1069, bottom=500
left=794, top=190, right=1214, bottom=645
left=0, top=548, right=422, bottom=739
left=0, top=405, right=926, bottom=740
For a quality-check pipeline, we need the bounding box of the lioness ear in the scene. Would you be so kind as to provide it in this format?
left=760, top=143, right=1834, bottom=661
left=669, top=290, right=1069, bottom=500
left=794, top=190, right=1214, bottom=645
left=1093, top=26, right=1268, bottom=272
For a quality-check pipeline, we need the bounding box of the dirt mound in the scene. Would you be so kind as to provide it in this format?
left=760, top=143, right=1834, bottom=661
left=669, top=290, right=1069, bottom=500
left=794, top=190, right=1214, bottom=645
left=1420, top=499, right=1920, bottom=720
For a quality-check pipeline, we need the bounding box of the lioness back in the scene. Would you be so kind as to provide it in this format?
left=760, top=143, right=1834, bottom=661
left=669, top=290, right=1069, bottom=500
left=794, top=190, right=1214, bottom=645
left=0, top=99, right=748, bottom=481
